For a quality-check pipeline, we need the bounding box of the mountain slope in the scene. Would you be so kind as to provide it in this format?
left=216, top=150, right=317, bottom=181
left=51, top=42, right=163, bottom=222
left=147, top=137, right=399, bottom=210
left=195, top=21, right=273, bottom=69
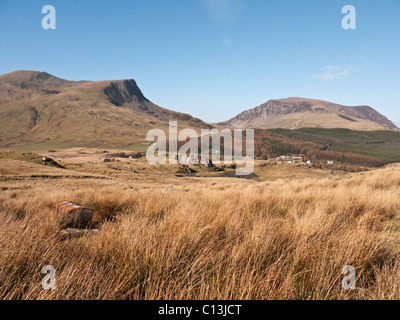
left=0, top=71, right=213, bottom=147
left=219, top=97, right=398, bottom=131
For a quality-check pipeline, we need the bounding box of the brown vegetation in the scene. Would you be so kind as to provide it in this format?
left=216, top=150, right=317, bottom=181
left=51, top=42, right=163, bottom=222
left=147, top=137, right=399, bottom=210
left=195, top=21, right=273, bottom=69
left=0, top=159, right=400, bottom=300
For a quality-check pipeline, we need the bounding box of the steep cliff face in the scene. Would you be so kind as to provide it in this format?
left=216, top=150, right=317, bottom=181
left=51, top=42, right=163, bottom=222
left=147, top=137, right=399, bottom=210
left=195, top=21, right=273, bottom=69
left=220, top=97, right=398, bottom=131
left=224, top=100, right=314, bottom=128
left=103, top=80, right=147, bottom=106
left=103, top=80, right=168, bottom=121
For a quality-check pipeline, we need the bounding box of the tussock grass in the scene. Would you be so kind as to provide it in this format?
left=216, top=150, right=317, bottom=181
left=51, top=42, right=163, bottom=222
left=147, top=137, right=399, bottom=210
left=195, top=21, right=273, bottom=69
left=0, top=167, right=400, bottom=300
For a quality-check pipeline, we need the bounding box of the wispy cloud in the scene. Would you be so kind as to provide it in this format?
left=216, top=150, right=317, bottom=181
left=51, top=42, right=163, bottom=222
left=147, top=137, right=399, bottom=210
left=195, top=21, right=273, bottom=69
left=201, top=0, right=244, bottom=23
left=311, top=64, right=362, bottom=82
left=222, top=37, right=233, bottom=46
left=200, top=0, right=244, bottom=47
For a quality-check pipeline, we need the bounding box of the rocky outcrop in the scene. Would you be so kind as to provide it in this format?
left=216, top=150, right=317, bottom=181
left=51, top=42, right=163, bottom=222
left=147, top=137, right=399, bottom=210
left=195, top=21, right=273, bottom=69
left=42, top=156, right=65, bottom=169
left=103, top=80, right=148, bottom=106
left=223, top=99, right=314, bottom=128
left=103, top=80, right=168, bottom=121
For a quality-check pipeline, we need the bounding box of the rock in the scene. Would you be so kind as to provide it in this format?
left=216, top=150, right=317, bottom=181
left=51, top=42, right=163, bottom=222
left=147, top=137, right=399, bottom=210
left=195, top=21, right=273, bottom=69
left=60, top=228, right=99, bottom=240
left=176, top=165, right=197, bottom=175
left=42, top=156, right=65, bottom=169
left=55, top=201, right=94, bottom=228
left=207, top=161, right=225, bottom=172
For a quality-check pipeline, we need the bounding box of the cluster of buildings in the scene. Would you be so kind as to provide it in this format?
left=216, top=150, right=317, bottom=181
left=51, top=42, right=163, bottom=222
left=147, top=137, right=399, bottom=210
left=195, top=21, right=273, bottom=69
left=268, top=155, right=335, bottom=166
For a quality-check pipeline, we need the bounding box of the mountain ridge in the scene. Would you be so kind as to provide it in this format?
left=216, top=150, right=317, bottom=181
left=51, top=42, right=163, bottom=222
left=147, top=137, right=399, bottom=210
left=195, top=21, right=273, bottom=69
left=219, top=97, right=398, bottom=131
left=0, top=70, right=212, bottom=148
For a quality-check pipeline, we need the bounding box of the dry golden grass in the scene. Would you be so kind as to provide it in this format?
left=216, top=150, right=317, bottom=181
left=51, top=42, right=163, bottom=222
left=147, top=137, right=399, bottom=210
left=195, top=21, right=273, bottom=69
left=0, top=164, right=400, bottom=300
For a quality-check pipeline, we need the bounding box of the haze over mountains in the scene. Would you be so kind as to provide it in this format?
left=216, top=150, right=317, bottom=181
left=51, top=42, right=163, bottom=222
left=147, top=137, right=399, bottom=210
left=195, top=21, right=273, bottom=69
left=0, top=71, right=212, bottom=147
left=0, top=70, right=397, bottom=148
left=219, top=97, right=398, bottom=131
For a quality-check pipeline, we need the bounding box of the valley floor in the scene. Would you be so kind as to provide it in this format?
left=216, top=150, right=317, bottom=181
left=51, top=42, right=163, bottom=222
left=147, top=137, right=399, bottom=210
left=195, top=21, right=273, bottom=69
left=0, top=148, right=400, bottom=299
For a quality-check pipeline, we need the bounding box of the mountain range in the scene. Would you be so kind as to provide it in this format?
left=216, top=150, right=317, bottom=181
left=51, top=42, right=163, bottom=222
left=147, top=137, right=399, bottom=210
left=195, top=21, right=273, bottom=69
left=0, top=70, right=397, bottom=148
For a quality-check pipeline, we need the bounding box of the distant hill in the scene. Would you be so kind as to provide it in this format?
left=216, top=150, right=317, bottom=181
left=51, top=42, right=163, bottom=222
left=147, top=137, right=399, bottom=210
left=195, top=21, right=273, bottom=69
left=253, top=128, right=400, bottom=167
left=0, top=70, right=213, bottom=148
left=219, top=97, right=398, bottom=131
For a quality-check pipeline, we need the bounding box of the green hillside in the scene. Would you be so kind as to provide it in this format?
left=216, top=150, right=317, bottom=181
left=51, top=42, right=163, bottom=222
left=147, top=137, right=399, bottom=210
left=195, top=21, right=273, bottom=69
left=255, top=128, right=400, bottom=166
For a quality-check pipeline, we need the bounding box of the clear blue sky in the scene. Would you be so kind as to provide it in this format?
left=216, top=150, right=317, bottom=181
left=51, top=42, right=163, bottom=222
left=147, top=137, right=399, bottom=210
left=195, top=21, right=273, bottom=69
left=0, top=0, right=399, bottom=125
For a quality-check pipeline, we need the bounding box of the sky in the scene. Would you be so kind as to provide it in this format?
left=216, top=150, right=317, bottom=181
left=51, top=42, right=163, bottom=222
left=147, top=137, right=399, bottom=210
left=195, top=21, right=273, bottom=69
left=0, top=0, right=399, bottom=125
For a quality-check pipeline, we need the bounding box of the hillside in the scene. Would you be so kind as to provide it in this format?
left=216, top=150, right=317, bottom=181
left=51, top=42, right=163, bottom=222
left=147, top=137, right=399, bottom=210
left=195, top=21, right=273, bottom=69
left=254, top=128, right=400, bottom=166
left=220, top=97, right=398, bottom=131
left=0, top=71, right=213, bottom=148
